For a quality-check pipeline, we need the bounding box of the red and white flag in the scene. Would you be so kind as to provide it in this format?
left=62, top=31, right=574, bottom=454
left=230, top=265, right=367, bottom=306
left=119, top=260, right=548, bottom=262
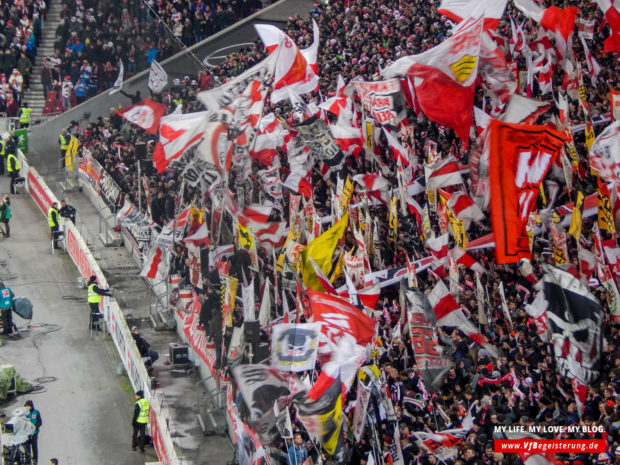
left=384, top=16, right=484, bottom=144
left=427, top=233, right=449, bottom=263
left=308, top=290, right=376, bottom=352
left=513, top=0, right=579, bottom=44
left=140, top=246, right=168, bottom=281
left=428, top=280, right=497, bottom=357
left=183, top=221, right=210, bottom=246
left=330, top=120, right=363, bottom=157
left=501, top=94, right=551, bottom=124
left=578, top=247, right=595, bottom=282
left=250, top=113, right=287, bottom=167
left=352, top=173, right=389, bottom=192
left=383, top=128, right=410, bottom=167
left=438, top=0, right=507, bottom=30
left=115, top=99, right=166, bottom=135
left=535, top=60, right=553, bottom=96
left=152, top=111, right=207, bottom=172
left=474, top=107, right=491, bottom=134
left=425, top=156, right=464, bottom=190
left=580, top=37, right=601, bottom=85
left=255, top=24, right=319, bottom=103
left=449, top=246, right=486, bottom=274
left=447, top=190, right=484, bottom=222
left=300, top=19, right=320, bottom=74
left=509, top=16, right=526, bottom=57
left=320, top=75, right=349, bottom=115
left=594, top=0, right=620, bottom=52
left=282, top=130, right=313, bottom=198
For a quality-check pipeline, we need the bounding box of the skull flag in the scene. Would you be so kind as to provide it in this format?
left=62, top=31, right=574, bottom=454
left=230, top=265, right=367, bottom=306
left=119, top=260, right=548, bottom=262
left=271, top=323, right=321, bottom=372
left=232, top=364, right=307, bottom=444
left=489, top=120, right=567, bottom=263
left=542, top=264, right=603, bottom=387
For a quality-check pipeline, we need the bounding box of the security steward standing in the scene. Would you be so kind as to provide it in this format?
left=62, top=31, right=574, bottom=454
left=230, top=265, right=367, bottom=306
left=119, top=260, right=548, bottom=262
left=58, top=128, right=68, bottom=160
left=0, top=280, right=15, bottom=335
left=7, top=150, right=21, bottom=195
left=87, top=275, right=111, bottom=330
left=48, top=202, right=60, bottom=249
left=18, top=102, right=31, bottom=128
left=24, top=400, right=42, bottom=465
left=132, top=390, right=150, bottom=453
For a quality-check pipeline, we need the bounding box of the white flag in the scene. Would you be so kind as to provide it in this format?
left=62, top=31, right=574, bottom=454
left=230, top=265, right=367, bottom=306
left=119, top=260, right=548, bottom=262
left=148, top=60, right=168, bottom=94
left=109, top=61, right=124, bottom=95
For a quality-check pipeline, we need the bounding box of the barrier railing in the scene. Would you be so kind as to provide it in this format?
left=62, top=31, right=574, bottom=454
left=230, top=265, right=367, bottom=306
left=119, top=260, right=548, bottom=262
left=17, top=149, right=180, bottom=465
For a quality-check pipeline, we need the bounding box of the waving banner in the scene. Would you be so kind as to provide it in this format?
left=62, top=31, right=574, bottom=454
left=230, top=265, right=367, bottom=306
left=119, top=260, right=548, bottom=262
left=271, top=323, right=321, bottom=372
left=350, top=78, right=406, bottom=126
left=489, top=120, right=567, bottom=263
left=405, top=288, right=452, bottom=392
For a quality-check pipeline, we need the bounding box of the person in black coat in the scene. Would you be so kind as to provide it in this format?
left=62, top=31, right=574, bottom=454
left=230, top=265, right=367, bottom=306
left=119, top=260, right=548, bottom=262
left=131, top=326, right=159, bottom=369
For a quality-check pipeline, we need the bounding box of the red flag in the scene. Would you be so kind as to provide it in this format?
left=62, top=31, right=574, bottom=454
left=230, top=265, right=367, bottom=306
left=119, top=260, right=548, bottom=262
left=384, top=16, right=484, bottom=145
left=595, top=0, right=620, bottom=52
left=115, top=99, right=166, bottom=135
left=308, top=290, right=376, bottom=348
left=488, top=120, right=567, bottom=263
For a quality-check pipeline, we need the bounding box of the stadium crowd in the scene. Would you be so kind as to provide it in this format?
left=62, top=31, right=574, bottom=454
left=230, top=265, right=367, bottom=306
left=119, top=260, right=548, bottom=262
left=40, top=0, right=265, bottom=113
left=0, top=0, right=46, bottom=116
left=68, top=0, right=620, bottom=464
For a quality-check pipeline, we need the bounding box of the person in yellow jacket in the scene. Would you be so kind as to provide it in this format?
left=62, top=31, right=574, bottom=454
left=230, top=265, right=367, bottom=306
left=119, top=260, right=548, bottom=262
left=132, top=390, right=150, bottom=453
left=58, top=128, right=68, bottom=160
left=86, top=275, right=111, bottom=330
left=7, top=152, right=21, bottom=195
left=48, top=202, right=60, bottom=249
left=18, top=102, right=31, bottom=128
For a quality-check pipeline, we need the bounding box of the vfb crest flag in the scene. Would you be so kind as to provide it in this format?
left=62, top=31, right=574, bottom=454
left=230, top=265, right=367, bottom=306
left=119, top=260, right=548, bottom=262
left=271, top=323, right=321, bottom=372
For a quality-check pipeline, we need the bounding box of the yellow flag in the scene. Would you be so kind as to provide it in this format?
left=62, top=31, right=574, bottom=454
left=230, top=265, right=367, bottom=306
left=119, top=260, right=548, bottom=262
left=585, top=123, right=596, bottom=150
left=450, top=214, right=467, bottom=249
left=598, top=183, right=616, bottom=235
left=330, top=251, right=345, bottom=284
left=190, top=206, right=203, bottom=224
left=389, top=195, right=398, bottom=242
left=539, top=182, right=547, bottom=207
left=238, top=223, right=258, bottom=267
left=568, top=191, right=584, bottom=240
left=65, top=135, right=79, bottom=171
left=238, top=223, right=254, bottom=251
left=301, top=212, right=349, bottom=291
left=340, top=177, right=354, bottom=210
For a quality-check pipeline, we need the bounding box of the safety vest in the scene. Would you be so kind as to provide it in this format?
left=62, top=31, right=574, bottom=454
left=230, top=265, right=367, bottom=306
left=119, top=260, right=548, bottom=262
left=19, top=107, right=31, bottom=124
left=48, top=207, right=58, bottom=227
left=0, top=140, right=5, bottom=157
left=59, top=134, right=68, bottom=150
left=172, top=98, right=183, bottom=106
left=135, top=397, right=150, bottom=424
left=7, top=153, right=21, bottom=172
left=87, top=283, right=101, bottom=304
left=0, top=287, right=12, bottom=309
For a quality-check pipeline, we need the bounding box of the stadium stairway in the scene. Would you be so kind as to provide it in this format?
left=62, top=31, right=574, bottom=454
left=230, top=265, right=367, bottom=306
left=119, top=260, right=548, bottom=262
left=23, top=0, right=64, bottom=118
